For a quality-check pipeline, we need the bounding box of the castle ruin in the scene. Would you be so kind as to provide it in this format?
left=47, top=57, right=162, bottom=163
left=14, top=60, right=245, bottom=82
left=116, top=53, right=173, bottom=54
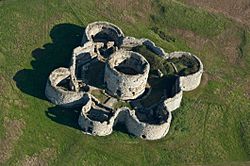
left=45, top=21, right=203, bottom=140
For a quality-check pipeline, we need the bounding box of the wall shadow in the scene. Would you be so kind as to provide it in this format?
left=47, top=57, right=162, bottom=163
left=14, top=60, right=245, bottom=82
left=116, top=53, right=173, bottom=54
left=45, top=106, right=81, bottom=130
left=13, top=23, right=85, bottom=129
left=13, top=23, right=85, bottom=100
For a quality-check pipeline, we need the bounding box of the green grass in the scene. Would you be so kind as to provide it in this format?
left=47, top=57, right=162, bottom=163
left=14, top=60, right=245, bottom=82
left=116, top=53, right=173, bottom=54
left=151, top=0, right=231, bottom=38
left=168, top=55, right=199, bottom=76
left=132, top=45, right=175, bottom=75
left=91, top=89, right=109, bottom=103
left=0, top=0, right=249, bottom=165
left=113, top=101, right=132, bottom=110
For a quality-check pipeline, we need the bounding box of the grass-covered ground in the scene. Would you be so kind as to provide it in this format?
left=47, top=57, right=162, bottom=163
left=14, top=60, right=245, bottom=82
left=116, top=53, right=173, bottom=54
left=0, top=0, right=249, bottom=165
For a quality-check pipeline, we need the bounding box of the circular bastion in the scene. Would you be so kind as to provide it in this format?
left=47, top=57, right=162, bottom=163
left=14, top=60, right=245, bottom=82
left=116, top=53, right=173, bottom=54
left=78, top=94, right=172, bottom=140
left=104, top=50, right=150, bottom=100
left=85, top=21, right=124, bottom=47
left=45, top=67, right=88, bottom=107
left=45, top=21, right=204, bottom=140
left=168, top=51, right=204, bottom=91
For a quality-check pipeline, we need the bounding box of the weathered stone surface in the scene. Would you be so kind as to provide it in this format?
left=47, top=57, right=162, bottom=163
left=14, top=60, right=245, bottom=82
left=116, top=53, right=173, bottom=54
left=142, top=39, right=169, bottom=58
left=45, top=21, right=204, bottom=140
left=162, top=76, right=183, bottom=112
left=121, top=36, right=144, bottom=48
left=85, top=21, right=124, bottom=47
left=45, top=67, right=88, bottom=107
left=78, top=95, right=172, bottom=140
left=168, top=52, right=204, bottom=91
left=104, top=50, right=150, bottom=100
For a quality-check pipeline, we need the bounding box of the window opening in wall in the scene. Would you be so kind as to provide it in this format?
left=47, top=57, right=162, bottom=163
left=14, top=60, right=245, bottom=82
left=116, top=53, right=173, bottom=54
left=87, top=127, right=93, bottom=133
left=116, top=89, right=121, bottom=97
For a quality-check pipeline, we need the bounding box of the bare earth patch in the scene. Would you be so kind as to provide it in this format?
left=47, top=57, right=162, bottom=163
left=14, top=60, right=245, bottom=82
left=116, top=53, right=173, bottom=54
left=243, top=79, right=250, bottom=100
left=172, top=27, right=244, bottom=66
left=181, top=0, right=250, bottom=27
left=214, top=27, right=242, bottom=65
left=95, top=0, right=153, bottom=24
left=0, top=76, right=7, bottom=95
left=172, top=28, right=208, bottom=51
left=19, top=148, right=56, bottom=166
left=0, top=118, right=25, bottom=164
left=200, top=72, right=208, bottom=88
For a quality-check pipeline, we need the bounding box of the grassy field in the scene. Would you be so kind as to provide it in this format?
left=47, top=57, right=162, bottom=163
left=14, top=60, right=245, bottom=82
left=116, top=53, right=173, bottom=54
left=0, top=0, right=249, bottom=165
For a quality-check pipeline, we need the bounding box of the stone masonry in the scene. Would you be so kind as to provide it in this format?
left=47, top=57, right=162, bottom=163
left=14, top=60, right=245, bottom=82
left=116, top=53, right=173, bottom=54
left=45, top=21, right=204, bottom=140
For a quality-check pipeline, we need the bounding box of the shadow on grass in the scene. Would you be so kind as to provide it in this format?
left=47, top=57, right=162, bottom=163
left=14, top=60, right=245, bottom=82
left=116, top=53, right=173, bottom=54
left=45, top=106, right=81, bottom=130
left=113, top=122, right=135, bottom=137
left=13, top=23, right=85, bottom=129
left=13, top=23, right=85, bottom=100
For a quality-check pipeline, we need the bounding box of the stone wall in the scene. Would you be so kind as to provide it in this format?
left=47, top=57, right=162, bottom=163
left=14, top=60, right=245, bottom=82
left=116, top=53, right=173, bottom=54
left=142, top=39, right=169, bottom=58
left=120, top=36, right=144, bottom=48
left=45, top=21, right=204, bottom=140
left=162, top=76, right=183, bottom=112
left=168, top=52, right=204, bottom=91
left=125, top=108, right=172, bottom=140
left=78, top=96, right=172, bottom=140
left=78, top=96, right=114, bottom=136
left=104, top=50, right=150, bottom=100
left=85, top=21, right=124, bottom=47
left=45, top=67, right=87, bottom=107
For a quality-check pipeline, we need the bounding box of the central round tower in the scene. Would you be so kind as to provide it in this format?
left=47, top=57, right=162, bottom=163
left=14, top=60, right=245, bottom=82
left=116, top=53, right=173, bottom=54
left=104, top=50, right=150, bottom=100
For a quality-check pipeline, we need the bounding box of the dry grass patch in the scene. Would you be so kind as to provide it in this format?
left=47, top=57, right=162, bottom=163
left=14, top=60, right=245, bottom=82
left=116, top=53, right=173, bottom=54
left=180, top=0, right=250, bottom=27
left=172, top=28, right=208, bottom=51
left=214, top=28, right=242, bottom=65
left=0, top=118, right=25, bottom=164
left=95, top=0, right=153, bottom=24
left=19, top=148, right=57, bottom=166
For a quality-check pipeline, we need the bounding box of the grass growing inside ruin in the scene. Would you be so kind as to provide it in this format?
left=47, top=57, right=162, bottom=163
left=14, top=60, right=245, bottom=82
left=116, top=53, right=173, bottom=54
left=113, top=101, right=132, bottom=110
left=168, top=55, right=200, bottom=76
left=132, top=45, right=175, bottom=75
left=0, top=0, right=250, bottom=165
left=91, top=89, right=109, bottom=103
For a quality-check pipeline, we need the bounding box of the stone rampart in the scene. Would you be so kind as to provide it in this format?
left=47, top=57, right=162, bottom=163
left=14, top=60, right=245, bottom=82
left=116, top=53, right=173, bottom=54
left=85, top=21, right=124, bottom=47
left=78, top=97, right=172, bottom=140
left=104, top=50, right=150, bottom=100
left=168, top=52, right=204, bottom=91
left=45, top=67, right=87, bottom=107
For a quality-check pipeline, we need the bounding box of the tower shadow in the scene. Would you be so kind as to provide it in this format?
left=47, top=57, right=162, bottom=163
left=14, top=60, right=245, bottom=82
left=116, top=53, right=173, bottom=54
left=13, top=23, right=85, bottom=100
left=46, top=106, right=82, bottom=130
left=13, top=23, right=85, bottom=129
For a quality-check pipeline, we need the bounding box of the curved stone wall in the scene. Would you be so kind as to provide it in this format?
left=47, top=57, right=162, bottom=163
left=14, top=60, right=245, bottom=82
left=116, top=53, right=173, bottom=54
left=125, top=108, right=172, bottom=140
left=162, top=76, right=183, bottom=112
left=45, top=21, right=204, bottom=140
left=78, top=96, right=114, bottom=136
left=78, top=96, right=172, bottom=140
left=168, top=52, right=204, bottom=91
left=85, top=21, right=124, bottom=47
left=142, top=39, right=169, bottom=58
left=120, top=36, right=144, bottom=48
left=45, top=67, right=87, bottom=107
left=104, top=50, right=150, bottom=100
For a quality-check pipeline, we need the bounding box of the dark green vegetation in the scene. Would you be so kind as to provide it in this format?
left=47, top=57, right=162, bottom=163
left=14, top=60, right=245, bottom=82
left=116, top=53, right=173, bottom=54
left=113, top=101, right=132, bottom=110
left=91, top=89, right=109, bottom=104
left=169, top=55, right=200, bottom=76
left=0, top=0, right=249, bottom=165
left=132, top=45, right=175, bottom=75
left=151, top=0, right=231, bottom=38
